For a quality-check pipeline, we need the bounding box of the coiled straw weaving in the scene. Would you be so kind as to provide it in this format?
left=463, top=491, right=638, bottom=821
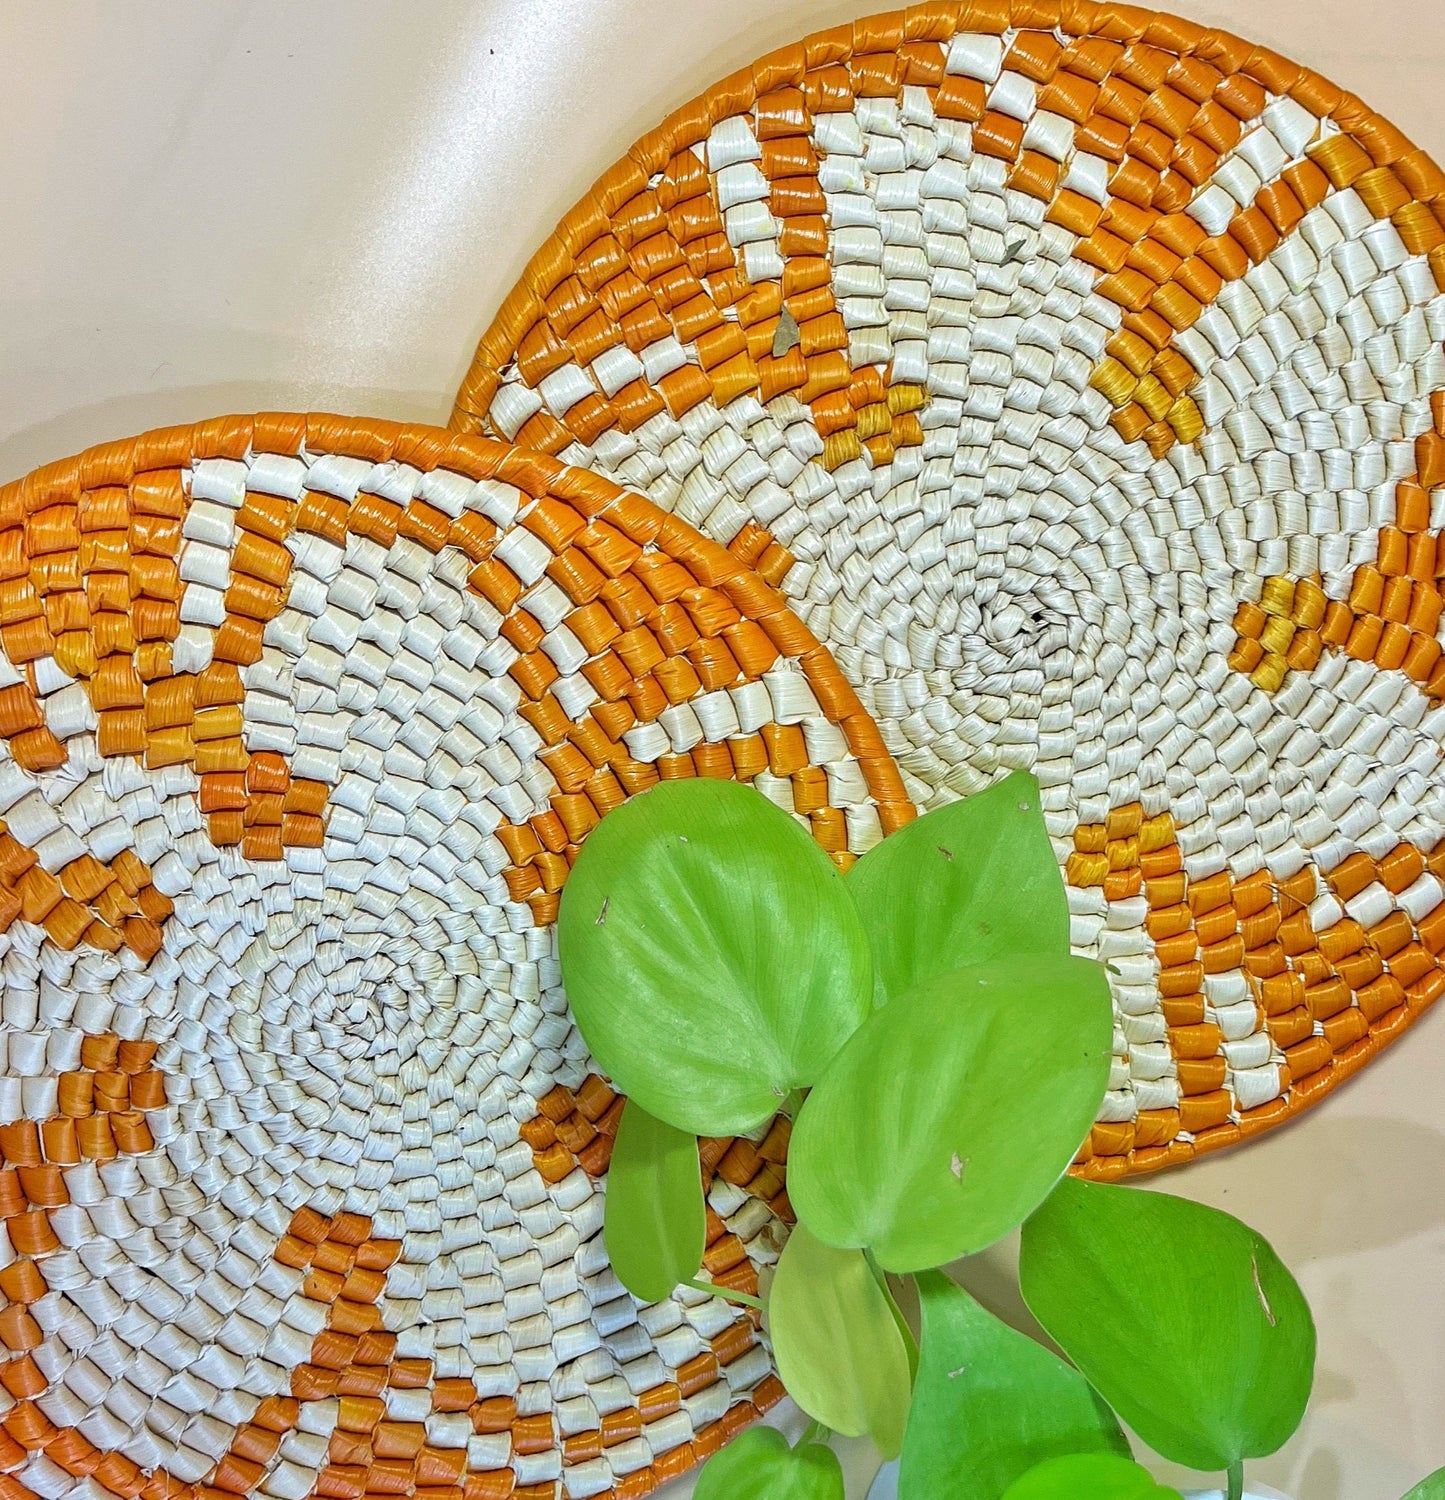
left=2, top=5, right=1444, bottom=1500
left=454, top=3, right=1445, bottom=1179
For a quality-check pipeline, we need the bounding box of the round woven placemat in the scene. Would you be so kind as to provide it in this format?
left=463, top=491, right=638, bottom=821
left=0, top=413, right=903, bottom=1500
left=453, top=0, right=1445, bottom=1188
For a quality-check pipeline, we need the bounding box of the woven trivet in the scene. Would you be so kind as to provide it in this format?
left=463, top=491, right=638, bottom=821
left=5, top=7, right=1445, bottom=1500
left=0, top=414, right=885, bottom=1500
left=453, top=1, right=1445, bottom=1186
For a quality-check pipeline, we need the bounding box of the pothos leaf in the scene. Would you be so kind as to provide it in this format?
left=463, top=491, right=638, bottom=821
left=768, top=1222, right=913, bottom=1458
left=1402, top=1469, right=1445, bottom=1500
left=899, top=1272, right=1129, bottom=1500
left=999, top=1454, right=1184, bottom=1500
left=557, top=779, right=872, bottom=1136
left=694, top=1427, right=845, bottom=1500
left=789, top=955, right=1113, bottom=1271
left=602, top=1100, right=704, bottom=1303
left=845, top=769, right=1067, bottom=1003
left=1020, top=1177, right=1315, bottom=1473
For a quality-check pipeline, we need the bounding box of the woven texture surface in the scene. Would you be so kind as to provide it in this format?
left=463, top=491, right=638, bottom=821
left=454, top=0, right=1445, bottom=1185
left=4, top=5, right=1445, bottom=1500
left=0, top=416, right=876, bottom=1500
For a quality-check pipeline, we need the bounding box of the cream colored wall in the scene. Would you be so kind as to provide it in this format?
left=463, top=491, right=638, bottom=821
left=1, top=3, right=1442, bottom=1496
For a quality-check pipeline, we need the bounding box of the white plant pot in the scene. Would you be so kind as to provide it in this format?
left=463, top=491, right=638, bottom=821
left=866, top=1464, right=899, bottom=1499
left=1183, top=1490, right=1293, bottom=1500
left=867, top=1461, right=1293, bottom=1500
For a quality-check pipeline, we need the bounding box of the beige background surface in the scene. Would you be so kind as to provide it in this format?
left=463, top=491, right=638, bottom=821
left=2, top=2, right=1443, bottom=1496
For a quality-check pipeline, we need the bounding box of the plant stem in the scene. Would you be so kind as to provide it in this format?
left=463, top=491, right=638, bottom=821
left=778, top=1088, right=806, bottom=1119
left=798, top=1418, right=831, bottom=1449
left=685, top=1277, right=766, bottom=1311
left=1226, top=1459, right=1244, bottom=1500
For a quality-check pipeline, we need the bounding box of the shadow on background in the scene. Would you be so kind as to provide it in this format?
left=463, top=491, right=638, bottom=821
left=1294, top=1444, right=1345, bottom=1500
left=1149, top=1110, right=1445, bottom=1267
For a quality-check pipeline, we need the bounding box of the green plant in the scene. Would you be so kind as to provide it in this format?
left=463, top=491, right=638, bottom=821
left=602, top=1100, right=704, bottom=1304
left=558, top=777, right=871, bottom=1135
left=691, top=1425, right=844, bottom=1499
left=900, top=1272, right=1128, bottom=1495
left=769, top=1222, right=912, bottom=1456
left=555, top=773, right=1318, bottom=1499
left=789, top=955, right=1112, bottom=1273
left=1020, top=1177, right=1314, bottom=1483
left=999, top=1454, right=1184, bottom=1500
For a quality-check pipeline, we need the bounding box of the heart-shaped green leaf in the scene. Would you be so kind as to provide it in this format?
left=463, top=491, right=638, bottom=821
left=847, top=770, right=1067, bottom=1001
left=899, top=1272, right=1128, bottom=1500
left=1020, top=1177, right=1315, bottom=1473
left=1000, top=1455, right=1184, bottom=1500
left=1402, top=1468, right=1445, bottom=1500
left=557, top=779, right=872, bottom=1136
left=789, top=955, right=1113, bottom=1271
left=694, top=1427, right=845, bottom=1500
left=768, top=1222, right=913, bottom=1458
left=602, top=1100, right=704, bottom=1303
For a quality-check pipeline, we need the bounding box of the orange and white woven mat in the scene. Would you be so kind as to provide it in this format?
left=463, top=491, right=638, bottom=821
left=453, top=1, right=1445, bottom=1183
left=2, top=6, right=1445, bottom=1500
